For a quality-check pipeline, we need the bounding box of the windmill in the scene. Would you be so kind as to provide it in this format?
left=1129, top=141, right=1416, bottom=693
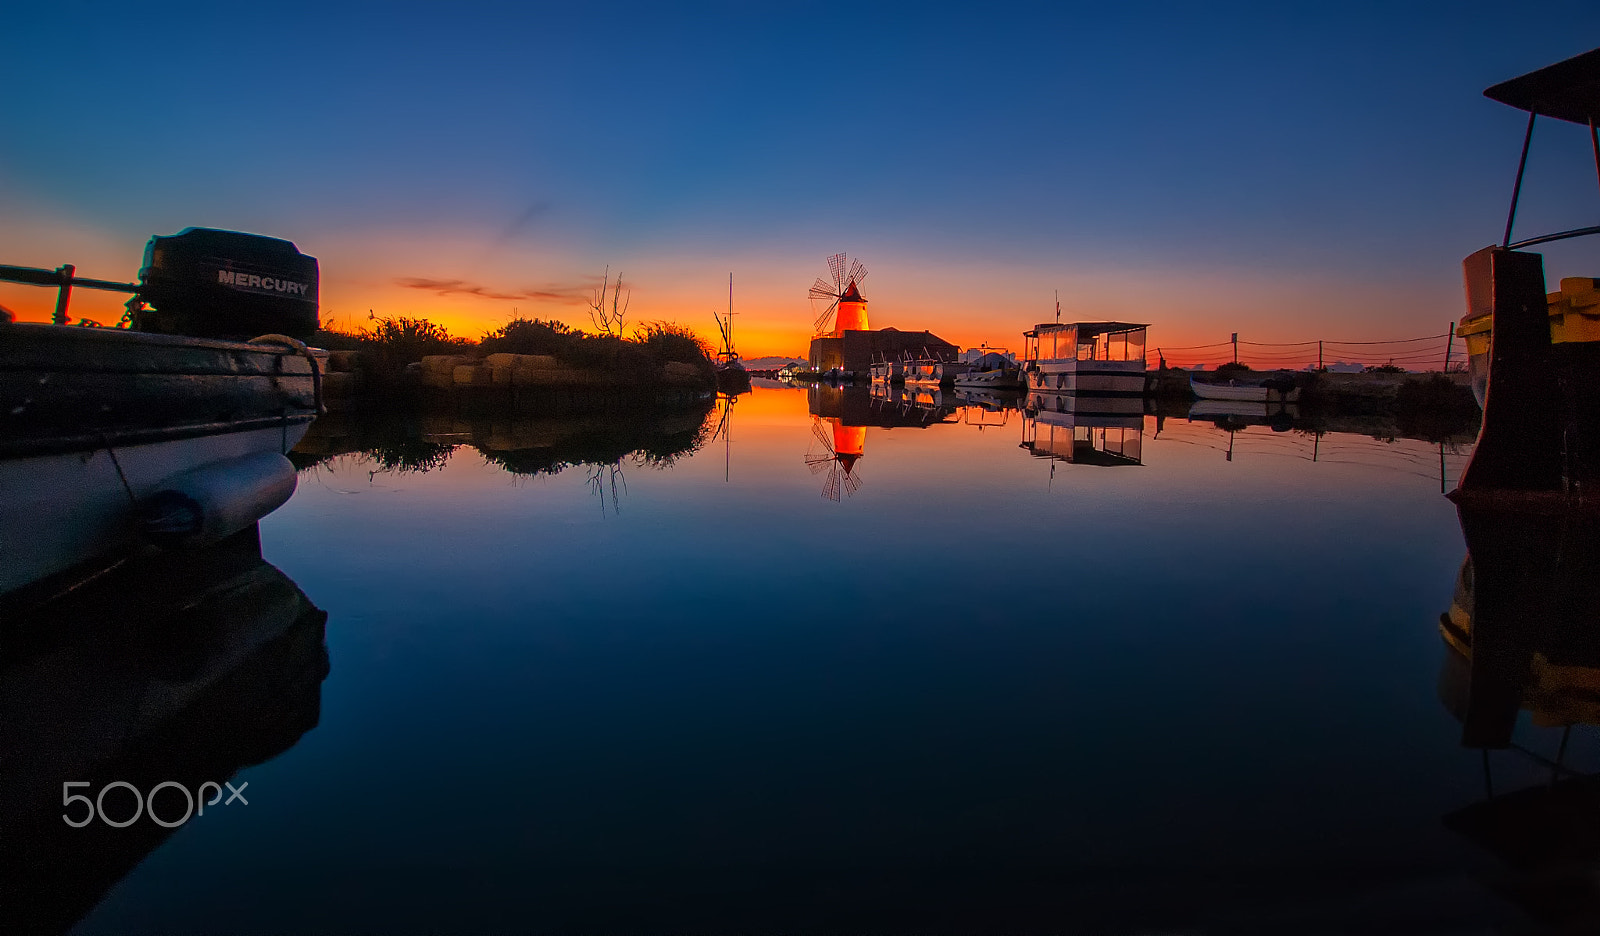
left=808, top=253, right=869, bottom=337
left=805, top=417, right=864, bottom=501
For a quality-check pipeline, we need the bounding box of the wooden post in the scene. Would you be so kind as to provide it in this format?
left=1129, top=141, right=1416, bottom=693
left=1442, top=322, right=1455, bottom=373
left=1317, top=340, right=1323, bottom=371
left=52, top=264, right=75, bottom=324
left=1231, top=332, right=1238, bottom=364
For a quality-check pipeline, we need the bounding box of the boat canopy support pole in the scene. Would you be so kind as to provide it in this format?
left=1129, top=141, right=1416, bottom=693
left=1503, top=112, right=1536, bottom=248
left=1590, top=116, right=1600, bottom=200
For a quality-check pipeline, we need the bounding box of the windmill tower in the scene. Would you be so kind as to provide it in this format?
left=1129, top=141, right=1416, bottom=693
left=809, top=253, right=869, bottom=337
left=805, top=416, right=865, bottom=501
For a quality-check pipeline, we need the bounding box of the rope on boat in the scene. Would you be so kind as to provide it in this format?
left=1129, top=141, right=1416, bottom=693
left=249, top=334, right=324, bottom=417
left=98, top=433, right=136, bottom=507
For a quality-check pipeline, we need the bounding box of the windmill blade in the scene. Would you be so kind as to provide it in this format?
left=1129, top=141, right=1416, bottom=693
left=822, top=466, right=842, bottom=502
left=827, top=253, right=846, bottom=290
left=842, top=470, right=863, bottom=497
left=813, top=300, right=837, bottom=335
left=811, top=419, right=835, bottom=452
left=805, top=455, right=833, bottom=475
left=809, top=278, right=838, bottom=300
left=848, top=258, right=867, bottom=287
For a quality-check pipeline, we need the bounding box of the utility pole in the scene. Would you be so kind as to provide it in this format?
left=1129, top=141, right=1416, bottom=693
left=1231, top=332, right=1238, bottom=364
left=1317, top=340, right=1323, bottom=371
left=1442, top=322, right=1454, bottom=372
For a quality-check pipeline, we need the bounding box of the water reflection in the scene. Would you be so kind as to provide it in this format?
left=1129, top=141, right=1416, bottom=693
left=1022, top=392, right=1144, bottom=466
left=806, top=417, right=864, bottom=501
left=293, top=400, right=716, bottom=514
left=1437, top=505, right=1600, bottom=931
left=0, top=528, right=327, bottom=935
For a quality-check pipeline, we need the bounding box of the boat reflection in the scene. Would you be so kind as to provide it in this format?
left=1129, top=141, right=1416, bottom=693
left=0, top=528, right=328, bottom=935
left=1021, top=392, right=1144, bottom=467
left=853, top=383, right=958, bottom=427
left=1436, top=504, right=1600, bottom=930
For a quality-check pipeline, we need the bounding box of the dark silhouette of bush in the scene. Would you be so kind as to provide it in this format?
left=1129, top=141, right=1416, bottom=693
left=1214, top=361, right=1251, bottom=376
left=634, top=321, right=711, bottom=363
left=359, top=314, right=472, bottom=362
left=480, top=317, right=576, bottom=357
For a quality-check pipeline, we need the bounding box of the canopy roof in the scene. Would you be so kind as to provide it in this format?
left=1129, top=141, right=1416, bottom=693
left=1484, top=46, right=1600, bottom=125
left=1028, top=321, right=1148, bottom=337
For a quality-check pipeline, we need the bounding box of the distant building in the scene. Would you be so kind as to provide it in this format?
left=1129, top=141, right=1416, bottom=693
left=808, top=327, right=960, bottom=376
left=805, top=277, right=960, bottom=375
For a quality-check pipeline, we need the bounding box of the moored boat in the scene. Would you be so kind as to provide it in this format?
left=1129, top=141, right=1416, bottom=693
left=1188, top=373, right=1300, bottom=403
left=868, top=357, right=905, bottom=384
left=1022, top=320, right=1147, bottom=395
left=1448, top=46, right=1600, bottom=498
left=903, top=354, right=970, bottom=387
left=0, top=228, right=324, bottom=606
left=952, top=351, right=1022, bottom=390
left=713, top=274, right=752, bottom=393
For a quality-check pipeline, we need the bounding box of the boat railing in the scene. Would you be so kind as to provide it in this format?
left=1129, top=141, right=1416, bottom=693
left=0, top=263, right=138, bottom=324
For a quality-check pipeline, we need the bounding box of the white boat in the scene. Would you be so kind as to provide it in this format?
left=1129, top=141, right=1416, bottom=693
left=1, top=228, right=324, bottom=606
left=1188, top=374, right=1300, bottom=403
left=1022, top=321, right=1147, bottom=395
left=868, top=358, right=904, bottom=383
left=952, top=367, right=1021, bottom=389
left=952, top=349, right=1022, bottom=390
left=903, top=357, right=971, bottom=387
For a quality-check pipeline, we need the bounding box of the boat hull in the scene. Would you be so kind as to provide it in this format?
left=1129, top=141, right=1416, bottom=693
left=1026, top=363, right=1145, bottom=395
left=0, top=323, right=320, bottom=602
left=952, top=367, right=1022, bottom=389
left=0, top=422, right=312, bottom=601
left=1188, top=378, right=1300, bottom=403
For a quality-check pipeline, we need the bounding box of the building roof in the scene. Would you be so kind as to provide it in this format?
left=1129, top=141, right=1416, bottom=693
left=1027, top=321, right=1149, bottom=337
left=840, top=280, right=865, bottom=303
left=1484, top=46, right=1600, bottom=125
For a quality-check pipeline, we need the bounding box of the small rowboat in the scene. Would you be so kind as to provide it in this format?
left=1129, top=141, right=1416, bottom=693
left=1189, top=374, right=1300, bottom=403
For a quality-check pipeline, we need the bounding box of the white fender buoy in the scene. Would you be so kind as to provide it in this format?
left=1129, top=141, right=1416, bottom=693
left=140, top=452, right=298, bottom=548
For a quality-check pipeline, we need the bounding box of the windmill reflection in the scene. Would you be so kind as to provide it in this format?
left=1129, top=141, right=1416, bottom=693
left=1436, top=505, right=1600, bottom=929
left=0, top=527, right=328, bottom=936
left=807, top=417, right=863, bottom=501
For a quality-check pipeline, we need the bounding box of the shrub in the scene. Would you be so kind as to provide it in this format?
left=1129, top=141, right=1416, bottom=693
left=360, top=314, right=472, bottom=363
left=1214, top=361, right=1251, bottom=376
left=481, top=317, right=577, bottom=357
left=634, top=321, right=712, bottom=365
left=1365, top=363, right=1406, bottom=374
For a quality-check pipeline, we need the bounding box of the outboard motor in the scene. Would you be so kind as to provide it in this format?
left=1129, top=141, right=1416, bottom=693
left=134, top=227, right=319, bottom=340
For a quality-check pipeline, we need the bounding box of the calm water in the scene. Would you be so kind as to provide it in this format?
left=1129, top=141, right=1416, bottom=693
left=10, top=384, right=1594, bottom=934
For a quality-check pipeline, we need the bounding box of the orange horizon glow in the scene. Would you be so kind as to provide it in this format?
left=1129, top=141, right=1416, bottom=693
left=0, top=222, right=1471, bottom=369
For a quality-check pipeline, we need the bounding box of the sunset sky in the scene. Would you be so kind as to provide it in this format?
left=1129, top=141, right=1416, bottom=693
left=4, top=2, right=1598, bottom=360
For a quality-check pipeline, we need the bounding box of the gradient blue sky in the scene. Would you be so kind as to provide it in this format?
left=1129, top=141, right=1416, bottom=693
left=3, top=1, right=1598, bottom=357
